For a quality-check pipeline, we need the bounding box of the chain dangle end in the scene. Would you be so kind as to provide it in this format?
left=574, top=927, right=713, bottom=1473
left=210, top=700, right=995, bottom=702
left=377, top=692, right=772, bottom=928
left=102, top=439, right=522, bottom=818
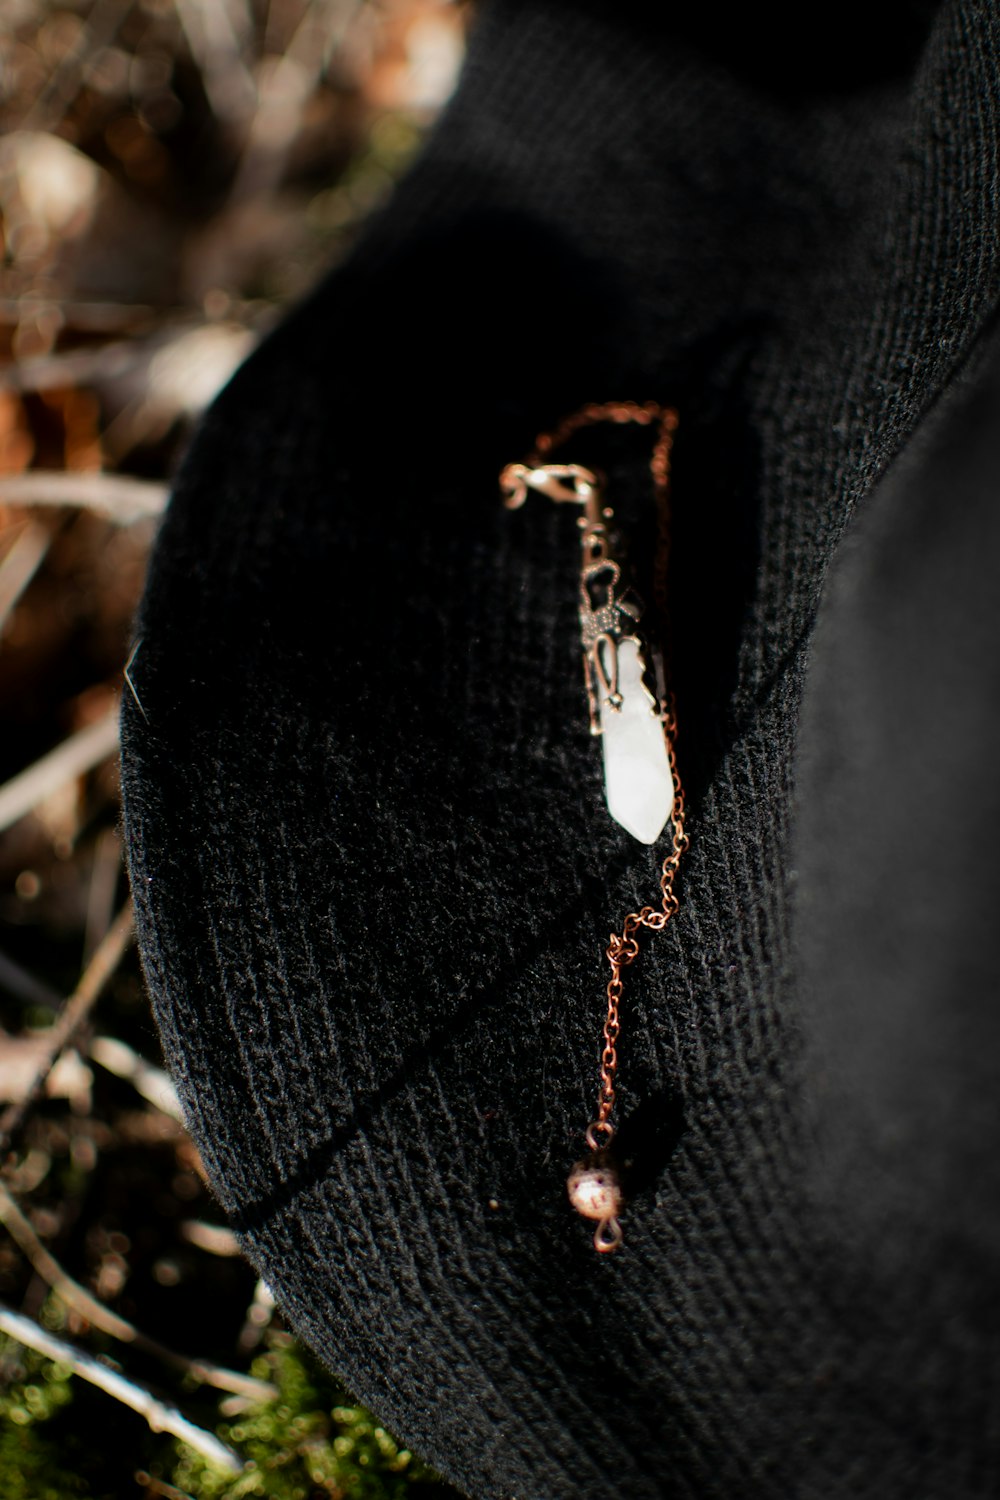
left=594, top=1216, right=624, bottom=1253
left=567, top=1140, right=625, bottom=1251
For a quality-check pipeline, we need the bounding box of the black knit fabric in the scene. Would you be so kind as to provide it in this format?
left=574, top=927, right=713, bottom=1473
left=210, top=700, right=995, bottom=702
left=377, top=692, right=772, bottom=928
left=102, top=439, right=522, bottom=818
left=120, top=3, right=1000, bottom=1495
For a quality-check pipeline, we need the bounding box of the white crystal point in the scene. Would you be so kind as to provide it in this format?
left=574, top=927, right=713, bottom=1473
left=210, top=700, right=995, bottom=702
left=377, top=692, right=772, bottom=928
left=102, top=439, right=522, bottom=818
left=598, top=637, right=675, bottom=845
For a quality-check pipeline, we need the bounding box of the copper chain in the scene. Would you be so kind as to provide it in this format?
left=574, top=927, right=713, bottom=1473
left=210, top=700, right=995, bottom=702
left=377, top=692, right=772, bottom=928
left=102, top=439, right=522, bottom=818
left=526, top=401, right=688, bottom=1147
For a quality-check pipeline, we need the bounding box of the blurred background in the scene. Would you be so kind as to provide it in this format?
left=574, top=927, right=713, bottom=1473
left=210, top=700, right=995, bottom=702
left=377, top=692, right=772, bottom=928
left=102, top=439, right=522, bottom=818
left=0, top=3, right=468, bottom=1494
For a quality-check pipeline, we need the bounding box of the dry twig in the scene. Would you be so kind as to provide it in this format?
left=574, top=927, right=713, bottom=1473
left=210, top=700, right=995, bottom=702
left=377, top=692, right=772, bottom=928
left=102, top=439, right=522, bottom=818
left=0, top=709, right=121, bottom=835
left=173, top=0, right=257, bottom=127
left=83, top=828, right=123, bottom=960
left=2, top=338, right=156, bottom=398
left=0, top=472, right=167, bottom=526
left=89, top=1035, right=183, bottom=1122
left=0, top=522, right=51, bottom=637
left=230, top=0, right=364, bottom=204
left=0, top=949, right=63, bottom=1012
left=0, top=1178, right=276, bottom=1402
left=0, top=1301, right=242, bottom=1472
left=21, top=0, right=137, bottom=135
left=0, top=901, right=134, bottom=1154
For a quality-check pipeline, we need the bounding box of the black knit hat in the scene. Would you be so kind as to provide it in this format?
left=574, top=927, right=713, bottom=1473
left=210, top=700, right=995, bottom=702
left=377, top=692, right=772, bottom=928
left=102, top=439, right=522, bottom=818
left=120, top=3, right=1000, bottom=1495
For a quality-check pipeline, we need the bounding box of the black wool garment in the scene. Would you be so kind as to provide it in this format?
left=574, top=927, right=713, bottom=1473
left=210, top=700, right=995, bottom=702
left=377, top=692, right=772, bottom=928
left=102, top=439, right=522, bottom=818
left=120, top=3, right=1000, bottom=1496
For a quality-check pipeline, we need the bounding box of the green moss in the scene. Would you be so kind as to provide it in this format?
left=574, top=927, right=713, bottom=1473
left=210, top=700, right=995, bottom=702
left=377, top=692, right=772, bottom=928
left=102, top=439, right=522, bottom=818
left=170, top=1331, right=450, bottom=1500
left=0, top=1322, right=458, bottom=1500
left=0, top=1340, right=86, bottom=1499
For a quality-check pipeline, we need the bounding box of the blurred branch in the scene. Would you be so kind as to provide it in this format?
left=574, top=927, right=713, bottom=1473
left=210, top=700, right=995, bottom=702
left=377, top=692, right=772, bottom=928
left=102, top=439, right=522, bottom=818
left=3, top=316, right=266, bottom=405
left=0, top=709, right=121, bottom=834
left=179, top=1221, right=241, bottom=1257
left=0, top=522, right=51, bottom=637
left=3, top=337, right=159, bottom=397
left=90, top=1034, right=184, bottom=1123
left=0, top=1301, right=242, bottom=1473
left=0, top=1180, right=276, bottom=1403
left=84, top=828, right=123, bottom=960
left=230, top=0, right=364, bottom=204
left=0, top=300, right=157, bottom=335
left=21, top=0, right=137, bottom=134
left=0, top=901, right=134, bottom=1155
left=0, top=1035, right=92, bottom=1111
left=237, top=1276, right=276, bottom=1355
left=134, top=1473, right=198, bottom=1500
left=174, top=0, right=257, bottom=127
left=0, top=949, right=63, bottom=1011
left=0, top=473, right=167, bottom=526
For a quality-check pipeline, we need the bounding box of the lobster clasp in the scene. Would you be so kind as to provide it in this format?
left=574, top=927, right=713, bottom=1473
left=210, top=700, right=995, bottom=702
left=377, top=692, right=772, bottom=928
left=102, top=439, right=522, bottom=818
left=500, top=463, right=606, bottom=529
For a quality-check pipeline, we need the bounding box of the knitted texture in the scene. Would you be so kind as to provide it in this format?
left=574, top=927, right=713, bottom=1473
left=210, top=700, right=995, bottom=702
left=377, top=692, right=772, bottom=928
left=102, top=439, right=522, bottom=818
left=120, top=3, right=1000, bottom=1495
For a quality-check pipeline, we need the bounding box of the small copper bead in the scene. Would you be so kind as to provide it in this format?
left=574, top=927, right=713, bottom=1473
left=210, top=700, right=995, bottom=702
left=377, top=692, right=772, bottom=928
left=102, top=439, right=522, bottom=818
left=566, top=1149, right=624, bottom=1222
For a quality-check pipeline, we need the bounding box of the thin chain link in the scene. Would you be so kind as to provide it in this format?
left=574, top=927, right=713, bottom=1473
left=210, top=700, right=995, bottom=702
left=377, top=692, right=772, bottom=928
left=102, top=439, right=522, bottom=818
left=525, top=401, right=688, bottom=1145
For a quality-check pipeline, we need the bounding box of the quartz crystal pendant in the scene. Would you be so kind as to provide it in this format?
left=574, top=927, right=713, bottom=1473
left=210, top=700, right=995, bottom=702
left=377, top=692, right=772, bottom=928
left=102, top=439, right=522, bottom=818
left=575, top=485, right=675, bottom=845
left=597, top=637, right=675, bottom=844
left=500, top=458, right=676, bottom=846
